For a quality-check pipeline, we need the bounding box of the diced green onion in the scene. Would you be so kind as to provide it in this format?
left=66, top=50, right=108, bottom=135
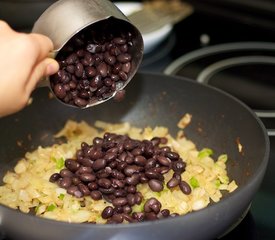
left=215, top=179, right=221, bottom=188
left=55, top=157, right=65, bottom=170
left=190, top=177, right=200, bottom=188
left=218, top=154, right=228, bottom=163
left=58, top=193, right=65, bottom=200
left=198, top=148, right=213, bottom=158
left=46, top=204, right=56, bottom=212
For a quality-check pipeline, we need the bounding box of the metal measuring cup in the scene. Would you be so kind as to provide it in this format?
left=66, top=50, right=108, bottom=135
left=32, top=0, right=144, bottom=108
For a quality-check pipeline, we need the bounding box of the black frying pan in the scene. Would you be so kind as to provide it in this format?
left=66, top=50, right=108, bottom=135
left=0, top=72, right=269, bottom=240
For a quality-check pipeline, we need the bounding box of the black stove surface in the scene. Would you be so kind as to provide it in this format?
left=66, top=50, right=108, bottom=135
left=139, top=8, right=275, bottom=240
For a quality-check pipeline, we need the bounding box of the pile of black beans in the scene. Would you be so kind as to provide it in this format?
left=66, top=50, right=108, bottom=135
left=49, top=132, right=192, bottom=224
left=50, top=20, right=134, bottom=107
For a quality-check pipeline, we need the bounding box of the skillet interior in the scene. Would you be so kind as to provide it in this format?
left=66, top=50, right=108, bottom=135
left=0, top=72, right=268, bottom=186
left=0, top=72, right=269, bottom=240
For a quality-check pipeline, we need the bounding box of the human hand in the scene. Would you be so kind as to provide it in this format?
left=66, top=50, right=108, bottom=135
left=0, top=20, right=59, bottom=117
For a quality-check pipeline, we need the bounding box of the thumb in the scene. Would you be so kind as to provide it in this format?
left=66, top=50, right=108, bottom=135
left=26, top=58, right=59, bottom=93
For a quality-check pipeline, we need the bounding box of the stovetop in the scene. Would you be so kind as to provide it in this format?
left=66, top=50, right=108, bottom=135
left=138, top=8, right=275, bottom=240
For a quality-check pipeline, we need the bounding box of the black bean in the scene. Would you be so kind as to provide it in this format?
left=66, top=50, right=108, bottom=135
left=104, top=152, right=117, bottom=162
left=90, top=190, right=102, bottom=200
left=132, top=212, right=145, bottom=222
left=72, top=176, right=81, bottom=185
left=113, top=206, right=123, bottom=214
left=88, top=182, right=98, bottom=191
left=66, top=65, right=75, bottom=74
left=120, top=44, right=128, bottom=53
left=144, top=198, right=161, bottom=213
left=49, top=173, right=61, bottom=183
left=145, top=158, right=157, bottom=169
left=60, top=169, right=74, bottom=178
left=74, top=97, right=88, bottom=107
left=69, top=81, right=77, bottom=90
left=165, top=151, right=180, bottom=161
left=111, top=179, right=125, bottom=189
left=98, top=178, right=112, bottom=189
left=160, top=146, right=170, bottom=152
left=75, top=62, right=84, bottom=78
left=145, top=169, right=163, bottom=181
left=122, top=213, right=135, bottom=223
left=111, top=214, right=124, bottom=223
left=124, top=165, right=141, bottom=176
left=113, top=89, right=125, bottom=102
left=160, top=166, right=170, bottom=174
left=118, top=71, right=128, bottom=81
left=112, top=197, right=128, bottom=207
left=126, top=185, right=136, bottom=194
left=172, top=160, right=186, bottom=173
left=53, top=84, right=66, bottom=99
left=73, top=190, right=84, bottom=198
left=156, top=156, right=171, bottom=167
left=148, top=179, right=163, bottom=192
left=114, top=189, right=127, bottom=198
left=99, top=187, right=115, bottom=195
left=87, top=147, right=104, bottom=160
left=76, top=166, right=92, bottom=174
left=58, top=177, right=72, bottom=189
left=123, top=156, right=133, bottom=165
left=173, top=172, right=181, bottom=181
left=66, top=53, right=78, bottom=65
left=104, top=51, right=116, bottom=65
left=160, top=209, right=170, bottom=218
left=93, top=137, right=103, bottom=145
left=134, top=155, right=147, bottom=166
left=78, top=183, right=90, bottom=196
left=125, top=173, right=140, bottom=186
left=167, top=177, right=180, bottom=189
left=85, top=66, right=97, bottom=77
left=67, top=185, right=79, bottom=196
left=139, top=173, right=148, bottom=183
left=113, top=37, right=126, bottom=45
left=123, top=205, right=132, bottom=214
left=92, top=158, right=107, bottom=171
left=76, top=49, right=85, bottom=57
left=117, top=53, right=131, bottom=63
left=102, top=206, right=114, bottom=219
left=112, top=64, right=121, bottom=74
left=87, top=43, right=101, bottom=53
left=97, top=62, right=108, bottom=77
left=126, top=194, right=136, bottom=206
left=108, top=46, right=120, bottom=56
left=122, top=62, right=131, bottom=73
left=79, top=158, right=93, bottom=167
left=179, top=181, right=192, bottom=195
left=134, top=192, right=143, bottom=205
left=79, top=173, right=96, bottom=182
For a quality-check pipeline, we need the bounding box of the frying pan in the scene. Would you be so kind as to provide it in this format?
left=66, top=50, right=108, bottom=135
left=0, top=72, right=269, bottom=240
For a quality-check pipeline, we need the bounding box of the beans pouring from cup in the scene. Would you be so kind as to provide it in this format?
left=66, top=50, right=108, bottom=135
left=50, top=20, right=135, bottom=108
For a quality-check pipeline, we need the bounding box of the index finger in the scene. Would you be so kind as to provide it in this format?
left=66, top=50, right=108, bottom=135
left=28, top=33, right=55, bottom=62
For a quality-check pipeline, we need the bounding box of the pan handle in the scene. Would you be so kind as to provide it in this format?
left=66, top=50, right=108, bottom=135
left=255, top=111, right=275, bottom=137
